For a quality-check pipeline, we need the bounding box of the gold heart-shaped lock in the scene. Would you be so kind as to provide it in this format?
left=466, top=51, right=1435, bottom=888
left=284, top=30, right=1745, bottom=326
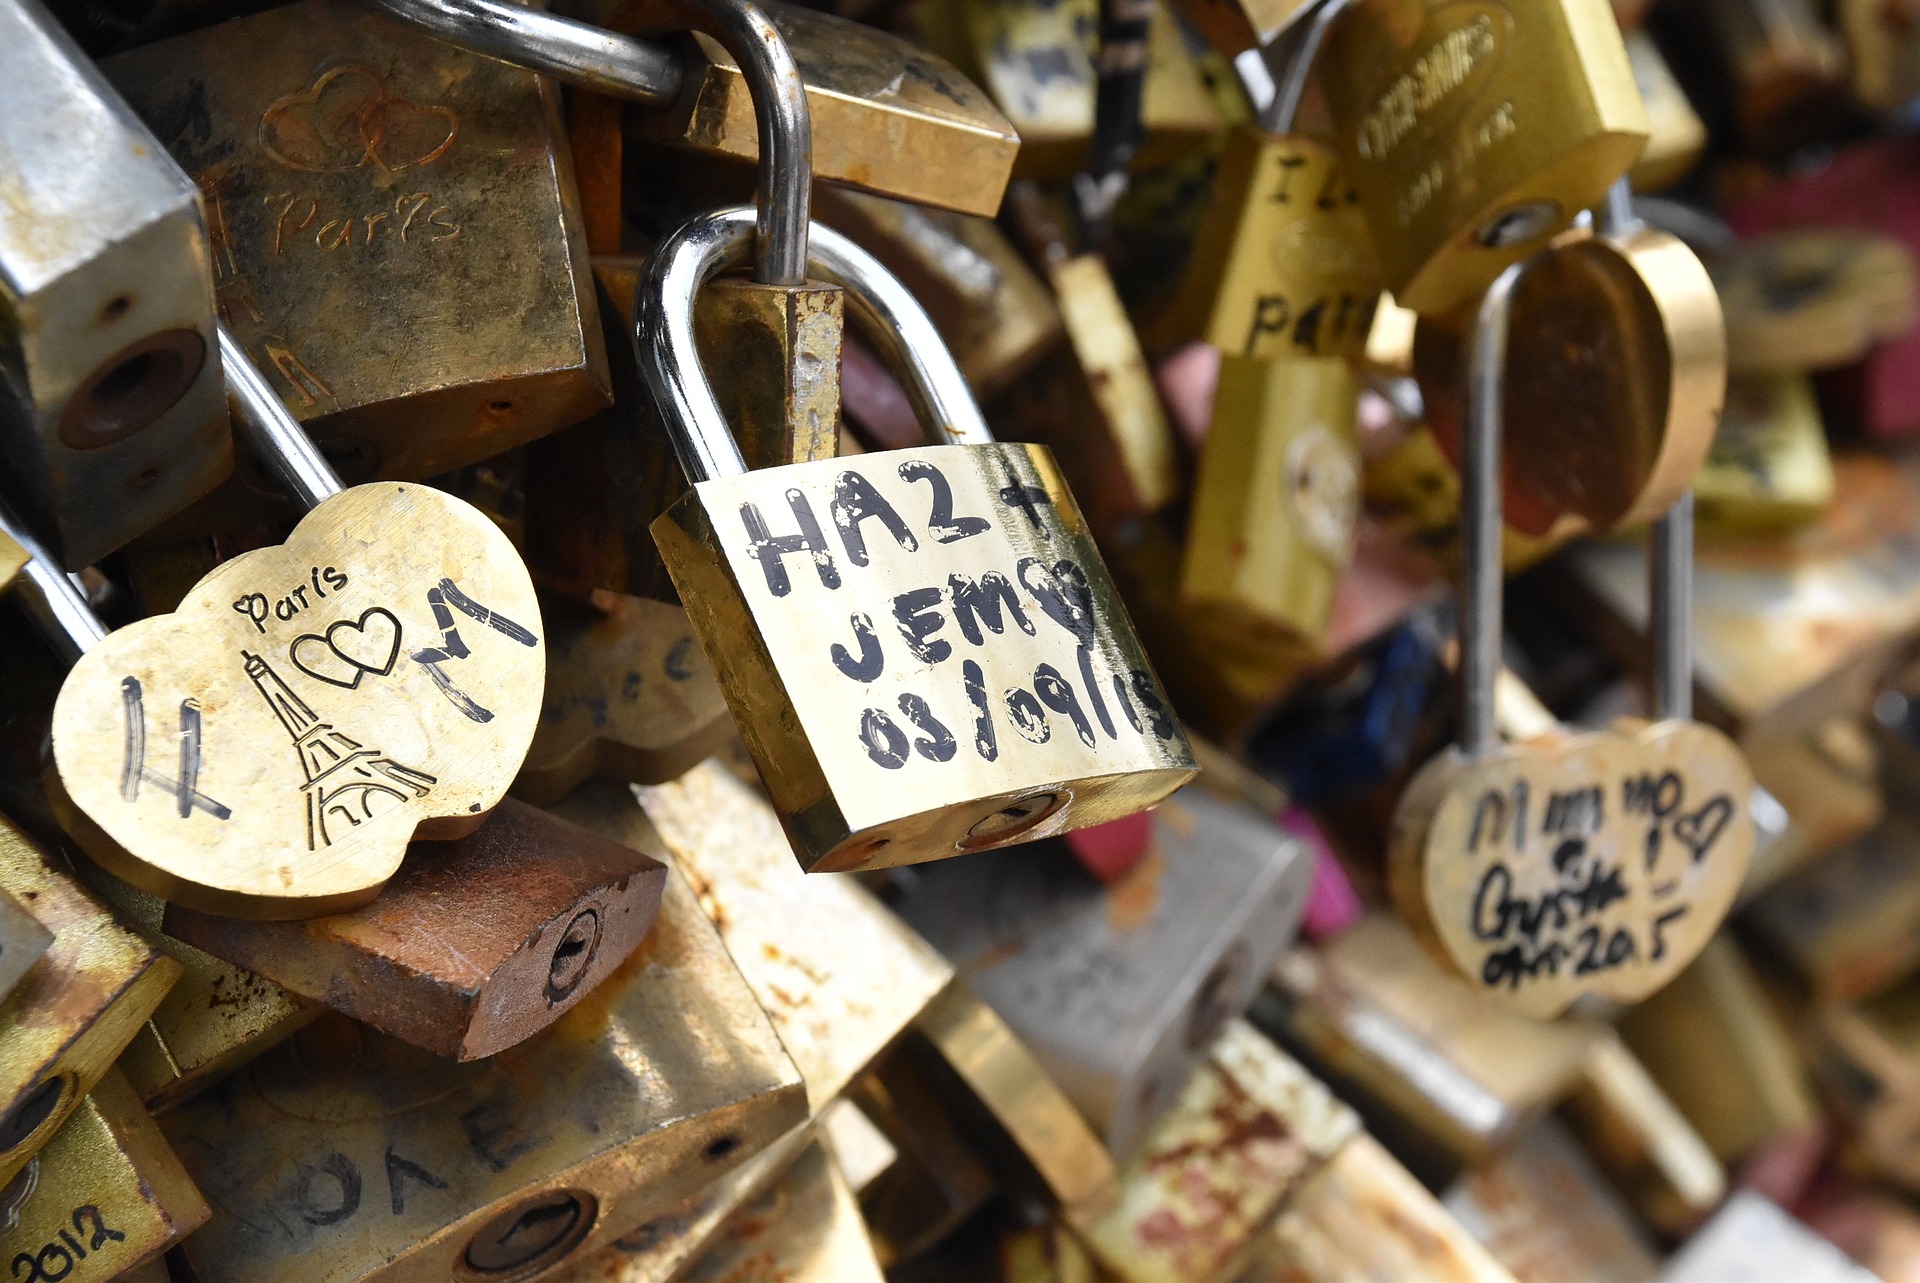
left=46, top=328, right=545, bottom=919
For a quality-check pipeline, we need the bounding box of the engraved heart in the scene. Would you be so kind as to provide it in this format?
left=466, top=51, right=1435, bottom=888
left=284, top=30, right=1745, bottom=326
left=291, top=607, right=402, bottom=689
left=50, top=484, right=545, bottom=919
left=261, top=65, right=386, bottom=173
left=1388, top=720, right=1755, bottom=1018
left=360, top=96, right=458, bottom=172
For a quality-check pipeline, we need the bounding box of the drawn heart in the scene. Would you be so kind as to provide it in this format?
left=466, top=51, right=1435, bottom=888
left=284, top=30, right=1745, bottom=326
left=1388, top=720, right=1755, bottom=1019
left=291, top=607, right=402, bottom=689
left=50, top=484, right=545, bottom=920
left=261, top=65, right=386, bottom=173
left=359, top=95, right=458, bottom=172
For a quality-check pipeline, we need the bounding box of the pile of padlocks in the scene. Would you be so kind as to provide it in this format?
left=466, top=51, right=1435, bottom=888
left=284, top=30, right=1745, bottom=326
left=11, top=0, right=1920, bottom=1276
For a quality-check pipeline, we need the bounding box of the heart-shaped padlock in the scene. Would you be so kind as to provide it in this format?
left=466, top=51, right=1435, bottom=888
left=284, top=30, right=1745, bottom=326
left=1389, top=254, right=1754, bottom=1019
left=47, top=326, right=545, bottom=918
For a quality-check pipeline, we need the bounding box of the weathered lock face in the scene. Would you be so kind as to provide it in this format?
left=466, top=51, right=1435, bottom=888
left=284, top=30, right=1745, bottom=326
left=1319, top=0, right=1650, bottom=316
left=101, top=0, right=609, bottom=488
left=1393, top=723, right=1756, bottom=1020
left=1695, top=373, right=1835, bottom=536
left=0, top=889, right=52, bottom=1004
left=51, top=483, right=544, bottom=919
left=654, top=444, right=1196, bottom=872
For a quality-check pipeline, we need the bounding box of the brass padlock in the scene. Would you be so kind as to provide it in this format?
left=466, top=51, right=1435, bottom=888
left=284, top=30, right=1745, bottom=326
left=49, top=328, right=546, bottom=918
left=1713, top=230, right=1918, bottom=375
left=1695, top=372, right=1835, bottom=537
left=1839, top=0, right=1920, bottom=111
left=1814, top=970, right=1920, bottom=1196
left=681, top=1142, right=885, bottom=1281
left=1741, top=719, right=1879, bottom=897
left=0, top=0, right=230, bottom=571
left=1626, top=30, right=1704, bottom=192
left=1317, top=0, right=1650, bottom=316
left=892, top=788, right=1312, bottom=1157
left=1391, top=262, right=1754, bottom=1019
left=1559, top=1034, right=1726, bottom=1237
left=850, top=1049, right=997, bottom=1266
left=0, top=1070, right=209, bottom=1282
left=0, top=812, right=179, bottom=1189
left=0, top=889, right=52, bottom=1005
left=643, top=206, right=1195, bottom=872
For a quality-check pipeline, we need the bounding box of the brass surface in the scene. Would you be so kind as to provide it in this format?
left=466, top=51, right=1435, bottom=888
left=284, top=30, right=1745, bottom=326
left=692, top=277, right=844, bottom=470
left=0, top=888, right=52, bottom=1004
left=1082, top=1020, right=1359, bottom=1283
left=53, top=483, right=546, bottom=918
left=1816, top=973, right=1920, bottom=1193
left=0, top=534, right=28, bottom=597
left=0, top=815, right=180, bottom=1188
left=1740, top=720, right=1881, bottom=899
left=515, top=594, right=732, bottom=806
left=639, top=759, right=955, bottom=1108
left=1626, top=31, right=1705, bottom=191
left=1167, top=0, right=1316, bottom=55
left=1713, top=231, right=1918, bottom=374
left=679, top=1142, right=884, bottom=1281
left=1161, top=127, right=1382, bottom=363
left=1560, top=1035, right=1727, bottom=1238
left=653, top=443, right=1196, bottom=872
left=853, top=1053, right=997, bottom=1268
left=103, top=0, right=610, bottom=493
left=1320, top=0, right=1650, bottom=316
left=1840, top=0, right=1920, bottom=109
left=1, top=1071, right=209, bottom=1281
left=1363, top=423, right=1579, bottom=574
left=1695, top=373, right=1836, bottom=536
left=163, top=798, right=667, bottom=1060
left=1742, top=814, right=1920, bottom=1004
left=161, top=847, right=807, bottom=1283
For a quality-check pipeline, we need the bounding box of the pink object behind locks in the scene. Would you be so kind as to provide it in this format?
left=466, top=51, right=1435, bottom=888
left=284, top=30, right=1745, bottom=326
left=1066, top=809, right=1156, bottom=883
left=1280, top=808, right=1363, bottom=940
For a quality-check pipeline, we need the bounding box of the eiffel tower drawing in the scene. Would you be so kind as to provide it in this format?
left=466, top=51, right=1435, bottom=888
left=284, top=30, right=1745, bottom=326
left=244, top=651, right=437, bottom=851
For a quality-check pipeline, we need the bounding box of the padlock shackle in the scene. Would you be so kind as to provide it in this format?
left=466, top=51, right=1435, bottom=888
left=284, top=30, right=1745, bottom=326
left=1596, top=176, right=1640, bottom=239
left=363, top=0, right=812, bottom=287
left=1260, top=0, right=1352, bottom=135
left=638, top=205, right=993, bottom=484
left=217, top=324, right=345, bottom=512
left=1651, top=494, right=1693, bottom=721
left=0, top=498, right=107, bottom=665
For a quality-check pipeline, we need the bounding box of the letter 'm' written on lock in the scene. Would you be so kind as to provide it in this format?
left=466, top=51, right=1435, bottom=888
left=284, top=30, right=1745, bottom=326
left=741, top=490, right=841, bottom=597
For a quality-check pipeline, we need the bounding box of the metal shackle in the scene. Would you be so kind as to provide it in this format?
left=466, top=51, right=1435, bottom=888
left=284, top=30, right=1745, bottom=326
left=1259, top=0, right=1351, bottom=135
left=0, top=498, right=107, bottom=666
left=362, top=0, right=812, bottom=286
left=217, top=324, right=344, bottom=511
left=638, top=204, right=993, bottom=486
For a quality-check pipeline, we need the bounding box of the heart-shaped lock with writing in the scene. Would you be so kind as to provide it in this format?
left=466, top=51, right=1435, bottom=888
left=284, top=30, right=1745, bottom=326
left=1388, top=258, right=1753, bottom=1019
left=45, top=326, right=545, bottom=918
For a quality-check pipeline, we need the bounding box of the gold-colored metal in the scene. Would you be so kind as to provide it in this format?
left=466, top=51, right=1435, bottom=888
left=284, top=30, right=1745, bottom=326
left=1161, top=127, right=1382, bottom=362
left=1814, top=971, right=1920, bottom=1194
left=1713, top=231, right=1918, bottom=374
left=653, top=444, right=1197, bottom=872
left=161, top=836, right=807, bottom=1283
left=0, top=533, right=29, bottom=597
left=0, top=889, right=52, bottom=1004
left=1319, top=0, right=1650, bottom=316
left=1559, top=1035, right=1727, bottom=1238
left=1695, top=373, right=1836, bottom=537
left=1166, top=0, right=1314, bottom=55
left=1180, top=354, right=1359, bottom=684
left=1362, top=422, right=1578, bottom=574
left=52, top=482, right=546, bottom=919
left=851, top=1047, right=997, bottom=1266
left=597, top=0, right=1018, bottom=217
left=1616, top=935, right=1817, bottom=1164
left=0, top=1071, right=208, bottom=1281
left=693, top=277, right=844, bottom=470
left=1626, top=31, right=1705, bottom=191
left=1082, top=1020, right=1359, bottom=1283
left=1250, top=1133, right=1520, bottom=1283
left=680, top=1142, right=885, bottom=1282
left=102, top=0, right=611, bottom=491
left=514, top=593, right=732, bottom=806
left=1264, top=913, right=1603, bottom=1165
left=1692, top=0, right=1848, bottom=148
left=1743, top=813, right=1920, bottom=1003
left=162, top=798, right=667, bottom=1060
left=1741, top=719, right=1881, bottom=899
left=0, top=814, right=179, bottom=1189
left=819, top=1098, right=896, bottom=1195
left=1839, top=0, right=1920, bottom=110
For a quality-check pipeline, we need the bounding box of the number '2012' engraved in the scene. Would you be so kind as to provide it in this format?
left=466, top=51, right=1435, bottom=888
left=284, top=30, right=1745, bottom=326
left=10, top=1205, right=125, bottom=1282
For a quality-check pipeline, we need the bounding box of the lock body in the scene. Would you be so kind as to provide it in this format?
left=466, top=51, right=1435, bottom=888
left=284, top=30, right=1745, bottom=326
left=653, top=443, right=1196, bottom=872
left=1743, top=814, right=1920, bottom=1004
left=692, top=277, right=845, bottom=471
left=681, top=1141, right=885, bottom=1281
left=1167, top=0, right=1315, bottom=55
left=103, top=0, right=610, bottom=498
left=0, top=888, right=53, bottom=1002
left=1319, top=0, right=1649, bottom=316
left=1695, top=373, right=1834, bottom=536
left=1626, top=30, right=1705, bottom=191
left=0, top=0, right=230, bottom=570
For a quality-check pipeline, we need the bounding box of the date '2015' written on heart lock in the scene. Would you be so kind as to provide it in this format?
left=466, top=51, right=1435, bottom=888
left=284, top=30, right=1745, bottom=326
left=1459, top=767, right=1737, bottom=990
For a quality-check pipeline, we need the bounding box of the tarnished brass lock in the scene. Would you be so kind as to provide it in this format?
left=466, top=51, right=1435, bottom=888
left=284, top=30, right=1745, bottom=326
left=1839, top=0, right=1920, bottom=111
left=0, top=890, right=52, bottom=1005
left=851, top=1050, right=997, bottom=1266
left=1713, top=230, right=1918, bottom=374
left=1417, top=182, right=1725, bottom=538
left=50, top=329, right=546, bottom=918
left=892, top=788, right=1312, bottom=1157
left=0, top=0, right=231, bottom=572
left=1814, top=970, right=1920, bottom=1196
left=102, top=0, right=610, bottom=492
left=1561, top=1035, right=1726, bottom=1237
left=1, top=1070, right=209, bottom=1282
left=1083, top=1020, right=1358, bottom=1283
left=1317, top=0, right=1650, bottom=316
left=159, top=798, right=668, bottom=1059
left=1626, top=30, right=1705, bottom=192
left=681, top=1142, right=885, bottom=1281
left=0, top=812, right=179, bottom=1190
left=1391, top=262, right=1754, bottom=1019
left=643, top=207, right=1195, bottom=872
left=1695, top=372, right=1835, bottom=536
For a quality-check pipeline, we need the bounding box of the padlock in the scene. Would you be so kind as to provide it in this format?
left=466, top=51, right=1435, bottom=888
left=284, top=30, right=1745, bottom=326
left=1159, top=0, right=1383, bottom=363
left=642, top=206, right=1195, bottom=872
left=1664, top=1193, right=1879, bottom=1283
left=679, top=1142, right=885, bottom=1282
left=1256, top=913, right=1604, bottom=1168
left=1082, top=1020, right=1359, bottom=1283
left=1650, top=0, right=1850, bottom=155
left=0, top=891, right=52, bottom=1006
left=0, top=1070, right=208, bottom=1282
left=1390, top=260, right=1754, bottom=1019
left=1694, top=373, right=1835, bottom=537
left=1165, top=0, right=1313, bottom=56
left=101, top=0, right=609, bottom=502
left=160, top=842, right=807, bottom=1283
left=0, top=532, right=27, bottom=598
left=1316, top=0, right=1649, bottom=317
left=891, top=788, right=1312, bottom=1157
left=1626, top=30, right=1704, bottom=192
left=1362, top=418, right=1578, bottom=574
left=1812, top=971, right=1920, bottom=1195
left=157, top=798, right=667, bottom=1059
left=1416, top=181, right=1725, bottom=539
left=1443, top=1119, right=1662, bottom=1283
left=1712, top=231, right=1918, bottom=375
left=1839, top=0, right=1920, bottom=112
left=818, top=1098, right=896, bottom=1196
left=1739, top=719, right=1880, bottom=898
left=48, top=326, right=546, bottom=918
left=849, top=1049, right=998, bottom=1266
left=1251, top=1133, right=1521, bottom=1283
left=0, top=0, right=230, bottom=572
left=1616, top=935, right=1817, bottom=1166
left=512, top=592, right=732, bottom=805
left=0, top=812, right=179, bottom=1190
